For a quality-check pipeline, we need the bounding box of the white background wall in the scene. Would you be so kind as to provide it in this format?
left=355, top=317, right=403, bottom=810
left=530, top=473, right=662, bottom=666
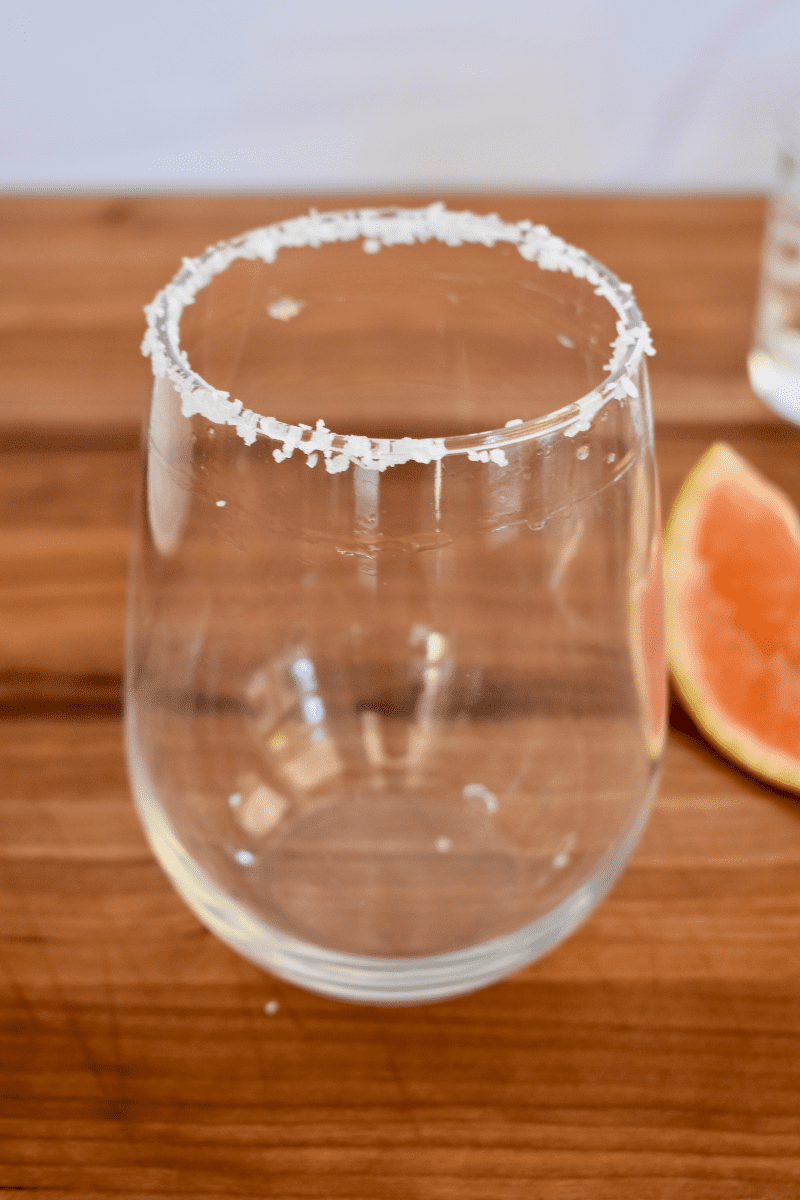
left=2, top=0, right=799, bottom=191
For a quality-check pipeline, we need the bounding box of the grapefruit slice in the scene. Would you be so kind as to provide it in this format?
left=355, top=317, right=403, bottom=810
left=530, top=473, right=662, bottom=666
left=665, top=442, right=800, bottom=793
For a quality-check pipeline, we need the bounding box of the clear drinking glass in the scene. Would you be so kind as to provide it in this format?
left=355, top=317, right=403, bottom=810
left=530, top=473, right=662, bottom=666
left=125, top=204, right=665, bottom=1005
left=749, top=94, right=800, bottom=423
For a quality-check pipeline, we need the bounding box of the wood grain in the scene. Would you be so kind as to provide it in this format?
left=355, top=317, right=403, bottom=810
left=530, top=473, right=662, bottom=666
left=2, top=196, right=800, bottom=1199
left=0, top=193, right=768, bottom=437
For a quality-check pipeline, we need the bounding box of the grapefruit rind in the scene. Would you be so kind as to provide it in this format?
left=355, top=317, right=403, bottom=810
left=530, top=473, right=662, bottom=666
left=664, top=442, right=800, bottom=794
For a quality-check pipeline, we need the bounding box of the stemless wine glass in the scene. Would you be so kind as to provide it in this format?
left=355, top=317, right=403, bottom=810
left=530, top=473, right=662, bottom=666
left=125, top=204, right=665, bottom=1005
left=749, top=93, right=800, bottom=423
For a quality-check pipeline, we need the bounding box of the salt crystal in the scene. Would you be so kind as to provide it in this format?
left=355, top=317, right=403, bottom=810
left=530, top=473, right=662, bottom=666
left=268, top=297, right=305, bottom=321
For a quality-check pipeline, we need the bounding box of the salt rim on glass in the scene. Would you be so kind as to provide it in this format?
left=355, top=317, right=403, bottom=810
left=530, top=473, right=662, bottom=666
left=141, top=203, right=654, bottom=474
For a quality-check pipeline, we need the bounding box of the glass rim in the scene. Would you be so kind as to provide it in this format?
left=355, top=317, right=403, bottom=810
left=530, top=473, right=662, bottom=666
left=142, top=203, right=654, bottom=472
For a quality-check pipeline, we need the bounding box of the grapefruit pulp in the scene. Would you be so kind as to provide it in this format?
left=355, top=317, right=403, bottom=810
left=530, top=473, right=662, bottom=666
left=665, top=442, right=800, bottom=793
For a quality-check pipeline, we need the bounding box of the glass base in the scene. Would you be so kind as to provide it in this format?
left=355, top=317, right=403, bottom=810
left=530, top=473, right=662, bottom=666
left=748, top=346, right=800, bottom=425
left=134, top=787, right=653, bottom=1006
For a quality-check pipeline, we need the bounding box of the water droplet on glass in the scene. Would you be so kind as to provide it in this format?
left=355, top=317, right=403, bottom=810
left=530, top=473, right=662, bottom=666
left=462, top=782, right=499, bottom=814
